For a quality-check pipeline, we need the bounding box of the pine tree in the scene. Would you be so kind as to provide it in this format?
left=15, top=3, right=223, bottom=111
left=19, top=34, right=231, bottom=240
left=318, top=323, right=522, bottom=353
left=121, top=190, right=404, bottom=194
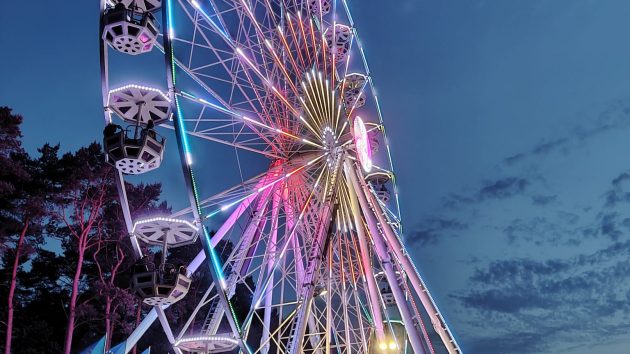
left=0, top=107, right=47, bottom=354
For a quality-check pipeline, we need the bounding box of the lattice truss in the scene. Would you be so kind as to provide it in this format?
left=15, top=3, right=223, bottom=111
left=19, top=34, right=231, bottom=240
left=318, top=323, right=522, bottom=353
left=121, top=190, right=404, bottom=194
left=99, top=0, right=463, bottom=353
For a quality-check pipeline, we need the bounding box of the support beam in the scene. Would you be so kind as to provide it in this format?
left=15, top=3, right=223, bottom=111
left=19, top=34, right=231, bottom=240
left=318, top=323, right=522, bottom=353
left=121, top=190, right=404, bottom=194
left=260, top=187, right=282, bottom=354
left=114, top=171, right=143, bottom=258
left=286, top=157, right=342, bottom=354
left=345, top=159, right=427, bottom=354
left=363, top=182, right=462, bottom=354
left=155, top=306, right=184, bottom=354
left=287, top=199, right=335, bottom=354
left=343, top=162, right=386, bottom=342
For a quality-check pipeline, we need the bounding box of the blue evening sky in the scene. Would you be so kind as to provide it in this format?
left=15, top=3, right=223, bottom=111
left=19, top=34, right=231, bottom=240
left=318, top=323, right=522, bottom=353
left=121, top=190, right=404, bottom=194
left=3, top=1, right=630, bottom=353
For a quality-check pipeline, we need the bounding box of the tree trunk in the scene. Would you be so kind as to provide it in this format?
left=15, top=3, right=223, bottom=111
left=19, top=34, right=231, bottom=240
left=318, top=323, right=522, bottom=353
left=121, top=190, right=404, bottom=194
left=132, top=300, right=141, bottom=354
left=105, top=296, right=112, bottom=351
left=4, top=220, right=28, bottom=354
left=63, top=245, right=84, bottom=354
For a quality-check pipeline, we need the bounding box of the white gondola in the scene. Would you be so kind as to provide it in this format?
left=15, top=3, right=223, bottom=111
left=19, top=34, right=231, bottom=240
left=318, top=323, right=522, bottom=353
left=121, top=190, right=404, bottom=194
left=111, top=0, right=161, bottom=13
left=131, top=217, right=199, bottom=306
left=325, top=25, right=352, bottom=63
left=103, top=125, right=165, bottom=174
left=366, top=171, right=392, bottom=203
left=307, top=0, right=331, bottom=15
left=343, top=73, right=367, bottom=109
left=108, top=85, right=171, bottom=125
left=102, top=3, right=158, bottom=55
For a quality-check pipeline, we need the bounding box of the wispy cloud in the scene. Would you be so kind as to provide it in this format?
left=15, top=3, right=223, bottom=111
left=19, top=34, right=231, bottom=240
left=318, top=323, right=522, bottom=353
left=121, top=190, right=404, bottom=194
left=454, top=240, right=630, bottom=353
left=407, top=217, right=468, bottom=246
left=502, top=99, right=630, bottom=167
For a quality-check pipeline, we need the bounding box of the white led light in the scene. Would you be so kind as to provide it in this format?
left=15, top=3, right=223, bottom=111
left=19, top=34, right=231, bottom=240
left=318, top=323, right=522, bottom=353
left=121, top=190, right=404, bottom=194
left=108, top=84, right=171, bottom=102
left=132, top=217, right=198, bottom=233
left=175, top=335, right=239, bottom=345
left=186, top=152, right=193, bottom=165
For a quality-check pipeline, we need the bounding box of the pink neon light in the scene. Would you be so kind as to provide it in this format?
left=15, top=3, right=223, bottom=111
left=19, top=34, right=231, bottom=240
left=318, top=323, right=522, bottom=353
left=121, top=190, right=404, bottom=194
left=353, top=116, right=372, bottom=172
left=139, top=33, right=150, bottom=43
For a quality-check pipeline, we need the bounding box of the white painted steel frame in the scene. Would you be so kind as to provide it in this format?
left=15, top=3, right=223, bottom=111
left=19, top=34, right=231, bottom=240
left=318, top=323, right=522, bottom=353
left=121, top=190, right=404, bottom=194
left=99, top=0, right=463, bottom=353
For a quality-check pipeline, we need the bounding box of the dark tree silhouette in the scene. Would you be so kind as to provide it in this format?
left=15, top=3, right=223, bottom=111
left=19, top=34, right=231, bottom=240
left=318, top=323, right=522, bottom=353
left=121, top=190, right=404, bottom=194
left=0, top=107, right=48, bottom=354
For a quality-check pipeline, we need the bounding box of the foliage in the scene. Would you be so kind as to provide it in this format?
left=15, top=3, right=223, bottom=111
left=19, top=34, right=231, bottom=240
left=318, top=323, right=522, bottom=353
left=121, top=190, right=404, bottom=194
left=0, top=108, right=280, bottom=354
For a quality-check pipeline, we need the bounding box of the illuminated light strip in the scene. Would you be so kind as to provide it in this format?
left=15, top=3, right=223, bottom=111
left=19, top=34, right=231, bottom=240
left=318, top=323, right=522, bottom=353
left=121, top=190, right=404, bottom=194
left=178, top=91, right=236, bottom=116
left=314, top=73, right=328, bottom=127
left=172, top=96, right=193, bottom=168
left=252, top=165, right=327, bottom=309
left=337, top=119, right=349, bottom=138
left=241, top=115, right=324, bottom=149
left=276, top=25, right=301, bottom=78
left=164, top=5, right=256, bottom=352
left=301, top=138, right=324, bottom=149
left=235, top=48, right=301, bottom=118
left=108, top=84, right=171, bottom=102
left=300, top=92, right=323, bottom=132
left=204, top=154, right=326, bottom=219
left=334, top=103, right=343, bottom=133
left=309, top=74, right=327, bottom=128
left=271, top=86, right=300, bottom=116
left=175, top=335, right=239, bottom=346
left=166, top=0, right=175, bottom=39
left=182, top=3, right=285, bottom=153
left=239, top=0, right=263, bottom=34
left=300, top=115, right=321, bottom=137
left=132, top=217, right=198, bottom=233
left=336, top=209, right=342, bottom=231
left=341, top=184, right=354, bottom=231
left=297, top=12, right=313, bottom=66
left=303, top=72, right=331, bottom=131
left=286, top=14, right=307, bottom=68
left=188, top=0, right=232, bottom=44
left=264, top=39, right=301, bottom=97
left=205, top=227, right=227, bottom=289
left=164, top=0, right=248, bottom=343
left=331, top=18, right=337, bottom=91
left=236, top=0, right=306, bottom=126
left=317, top=2, right=327, bottom=76
left=236, top=48, right=270, bottom=85
left=327, top=86, right=335, bottom=128
left=300, top=78, right=324, bottom=129
left=309, top=18, right=319, bottom=69
left=329, top=90, right=336, bottom=130
left=340, top=137, right=354, bottom=147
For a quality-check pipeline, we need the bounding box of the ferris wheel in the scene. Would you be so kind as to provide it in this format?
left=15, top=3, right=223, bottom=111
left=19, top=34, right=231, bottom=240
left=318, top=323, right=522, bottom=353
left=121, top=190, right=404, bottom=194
left=99, top=0, right=462, bottom=353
